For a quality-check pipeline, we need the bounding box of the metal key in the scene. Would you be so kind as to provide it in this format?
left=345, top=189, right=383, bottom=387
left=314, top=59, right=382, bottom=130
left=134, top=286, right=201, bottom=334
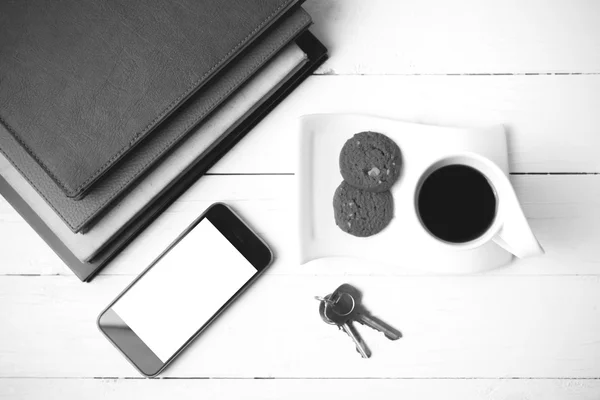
left=317, top=284, right=402, bottom=358
left=318, top=293, right=372, bottom=358
left=333, top=284, right=402, bottom=341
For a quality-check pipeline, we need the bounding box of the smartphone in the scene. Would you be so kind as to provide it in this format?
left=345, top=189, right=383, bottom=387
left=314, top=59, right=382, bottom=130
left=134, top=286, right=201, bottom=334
left=97, top=203, right=273, bottom=377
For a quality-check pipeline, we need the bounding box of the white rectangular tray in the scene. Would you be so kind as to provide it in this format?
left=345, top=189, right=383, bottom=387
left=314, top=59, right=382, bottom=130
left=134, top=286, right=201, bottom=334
left=297, top=114, right=513, bottom=274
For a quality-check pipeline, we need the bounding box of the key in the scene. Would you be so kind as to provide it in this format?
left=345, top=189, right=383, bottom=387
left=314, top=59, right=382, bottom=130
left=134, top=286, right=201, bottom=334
left=330, top=284, right=401, bottom=341
left=318, top=293, right=372, bottom=358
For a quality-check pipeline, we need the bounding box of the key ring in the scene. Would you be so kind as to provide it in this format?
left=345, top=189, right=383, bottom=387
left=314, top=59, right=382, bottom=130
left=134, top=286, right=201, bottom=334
left=314, top=295, right=335, bottom=305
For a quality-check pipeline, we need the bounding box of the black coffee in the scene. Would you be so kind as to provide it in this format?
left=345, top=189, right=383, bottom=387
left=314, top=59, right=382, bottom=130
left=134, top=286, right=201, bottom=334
left=417, top=164, right=496, bottom=243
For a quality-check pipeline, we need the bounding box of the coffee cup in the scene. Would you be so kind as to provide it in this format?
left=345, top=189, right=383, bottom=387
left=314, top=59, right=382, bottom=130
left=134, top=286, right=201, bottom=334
left=415, top=153, right=544, bottom=258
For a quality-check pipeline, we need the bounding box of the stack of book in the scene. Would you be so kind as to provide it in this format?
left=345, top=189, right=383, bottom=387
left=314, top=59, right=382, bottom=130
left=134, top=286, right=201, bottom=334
left=0, top=0, right=327, bottom=281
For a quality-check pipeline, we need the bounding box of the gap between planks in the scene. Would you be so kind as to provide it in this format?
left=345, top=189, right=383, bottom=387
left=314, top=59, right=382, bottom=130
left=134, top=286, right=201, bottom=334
left=1, top=377, right=600, bottom=380
left=203, top=173, right=294, bottom=176
left=204, top=173, right=597, bottom=175
left=4, top=273, right=600, bottom=278
left=313, top=72, right=600, bottom=76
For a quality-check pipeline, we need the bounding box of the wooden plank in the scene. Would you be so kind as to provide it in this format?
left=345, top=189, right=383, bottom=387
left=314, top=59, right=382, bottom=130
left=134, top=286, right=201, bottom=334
left=303, top=0, right=600, bottom=75
left=212, top=75, right=600, bottom=173
left=0, top=175, right=598, bottom=277
left=1, top=378, right=599, bottom=400
left=1, top=275, right=599, bottom=378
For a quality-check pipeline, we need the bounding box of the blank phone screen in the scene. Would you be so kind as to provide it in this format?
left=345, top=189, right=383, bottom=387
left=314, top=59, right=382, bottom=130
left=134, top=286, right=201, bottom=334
left=112, top=218, right=256, bottom=362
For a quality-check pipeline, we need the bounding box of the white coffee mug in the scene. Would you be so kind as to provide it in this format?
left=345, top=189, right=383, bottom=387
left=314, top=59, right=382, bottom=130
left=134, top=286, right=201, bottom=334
left=414, top=153, right=544, bottom=258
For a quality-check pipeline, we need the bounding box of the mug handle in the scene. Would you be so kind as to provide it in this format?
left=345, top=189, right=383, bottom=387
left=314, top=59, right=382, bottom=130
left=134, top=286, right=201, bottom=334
left=491, top=176, right=545, bottom=258
left=493, top=225, right=544, bottom=258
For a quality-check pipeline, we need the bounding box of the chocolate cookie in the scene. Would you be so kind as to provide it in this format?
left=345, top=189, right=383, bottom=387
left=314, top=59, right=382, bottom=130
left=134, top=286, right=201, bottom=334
left=339, top=131, right=402, bottom=192
left=333, top=181, right=394, bottom=237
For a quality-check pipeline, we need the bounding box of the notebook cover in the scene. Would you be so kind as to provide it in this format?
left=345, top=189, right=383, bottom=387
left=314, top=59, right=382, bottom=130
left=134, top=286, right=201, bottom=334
left=0, top=9, right=310, bottom=234
left=0, top=0, right=299, bottom=198
left=0, top=31, right=328, bottom=282
left=0, top=42, right=308, bottom=263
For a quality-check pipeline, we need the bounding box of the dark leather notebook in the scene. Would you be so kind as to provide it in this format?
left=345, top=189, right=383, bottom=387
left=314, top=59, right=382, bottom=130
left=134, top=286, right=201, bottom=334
left=0, top=42, right=308, bottom=263
left=0, top=0, right=299, bottom=198
left=0, top=31, right=328, bottom=282
left=0, top=8, right=310, bottom=233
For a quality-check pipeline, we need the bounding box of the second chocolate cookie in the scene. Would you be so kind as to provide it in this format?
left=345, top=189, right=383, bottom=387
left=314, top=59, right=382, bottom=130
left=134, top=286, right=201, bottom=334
left=333, top=181, right=394, bottom=237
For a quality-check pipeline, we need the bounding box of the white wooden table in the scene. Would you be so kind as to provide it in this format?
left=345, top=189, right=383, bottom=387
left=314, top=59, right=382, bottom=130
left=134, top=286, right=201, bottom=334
left=2, top=1, right=600, bottom=398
